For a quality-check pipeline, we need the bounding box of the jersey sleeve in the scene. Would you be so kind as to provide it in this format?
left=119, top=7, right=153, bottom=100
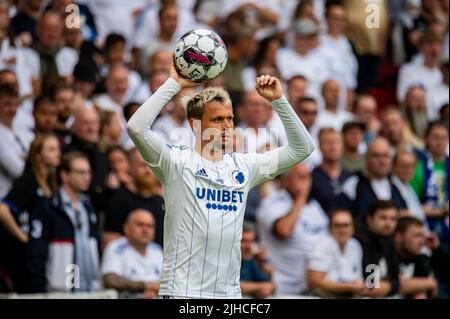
left=127, top=78, right=181, bottom=183
left=245, top=95, right=314, bottom=189
left=101, top=241, right=124, bottom=276
left=308, top=240, right=333, bottom=273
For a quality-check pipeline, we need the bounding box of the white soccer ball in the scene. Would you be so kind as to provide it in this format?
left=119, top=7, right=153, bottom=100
left=174, top=29, right=228, bottom=82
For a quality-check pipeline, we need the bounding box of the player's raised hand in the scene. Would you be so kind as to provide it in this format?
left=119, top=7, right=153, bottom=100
left=255, top=75, right=283, bottom=102
left=170, top=55, right=202, bottom=88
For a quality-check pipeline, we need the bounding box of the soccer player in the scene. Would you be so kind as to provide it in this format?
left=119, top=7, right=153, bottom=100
left=127, top=62, right=314, bottom=298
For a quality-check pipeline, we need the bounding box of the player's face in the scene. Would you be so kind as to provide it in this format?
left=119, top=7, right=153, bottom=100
left=200, top=101, right=234, bottom=149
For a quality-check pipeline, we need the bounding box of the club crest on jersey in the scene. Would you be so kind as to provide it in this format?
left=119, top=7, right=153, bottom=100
left=231, top=170, right=245, bottom=185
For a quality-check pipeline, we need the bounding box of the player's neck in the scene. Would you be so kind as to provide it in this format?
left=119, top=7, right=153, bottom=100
left=195, top=142, right=224, bottom=162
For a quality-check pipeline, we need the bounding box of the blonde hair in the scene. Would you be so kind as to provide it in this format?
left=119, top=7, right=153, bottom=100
left=182, top=86, right=232, bottom=120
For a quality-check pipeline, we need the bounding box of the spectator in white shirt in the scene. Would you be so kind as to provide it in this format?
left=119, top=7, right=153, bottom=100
left=397, top=30, right=444, bottom=102
left=22, top=11, right=78, bottom=88
left=352, top=94, right=381, bottom=145
left=135, top=67, right=170, bottom=104
left=427, top=61, right=449, bottom=120
left=276, top=18, right=330, bottom=101
left=402, top=85, right=429, bottom=143
left=152, top=87, right=194, bottom=146
left=237, top=90, right=279, bottom=153
left=100, top=33, right=142, bottom=103
left=0, top=69, right=34, bottom=134
left=294, top=96, right=321, bottom=169
left=316, top=79, right=353, bottom=131
left=286, top=75, right=308, bottom=107
left=141, top=2, right=179, bottom=74
left=320, top=2, right=358, bottom=111
left=102, top=208, right=163, bottom=299
left=0, top=85, right=29, bottom=198
left=380, top=107, right=421, bottom=154
left=94, top=63, right=130, bottom=144
left=256, top=163, right=329, bottom=296
left=308, top=209, right=365, bottom=298
left=392, top=149, right=428, bottom=224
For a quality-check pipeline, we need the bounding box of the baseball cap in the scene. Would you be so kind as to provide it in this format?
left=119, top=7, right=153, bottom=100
left=294, top=19, right=319, bottom=37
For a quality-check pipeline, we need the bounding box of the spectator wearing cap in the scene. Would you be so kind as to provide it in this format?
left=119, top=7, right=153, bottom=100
left=311, top=128, right=351, bottom=214
left=427, top=61, right=449, bottom=121
left=0, top=85, right=32, bottom=198
left=341, top=120, right=366, bottom=174
left=276, top=18, right=330, bottom=101
left=397, top=30, right=445, bottom=102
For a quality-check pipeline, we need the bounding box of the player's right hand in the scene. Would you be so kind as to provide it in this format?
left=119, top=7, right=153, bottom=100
left=171, top=55, right=202, bottom=88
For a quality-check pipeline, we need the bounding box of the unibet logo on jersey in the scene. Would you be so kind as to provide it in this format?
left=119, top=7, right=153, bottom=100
left=196, top=187, right=244, bottom=211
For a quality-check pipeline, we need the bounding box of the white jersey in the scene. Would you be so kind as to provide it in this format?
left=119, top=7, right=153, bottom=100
left=256, top=189, right=329, bottom=295
left=127, top=78, right=314, bottom=298
left=101, top=237, right=163, bottom=283
left=308, top=234, right=363, bottom=283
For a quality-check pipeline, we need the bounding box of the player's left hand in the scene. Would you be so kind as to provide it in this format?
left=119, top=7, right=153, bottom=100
left=255, top=75, right=282, bottom=102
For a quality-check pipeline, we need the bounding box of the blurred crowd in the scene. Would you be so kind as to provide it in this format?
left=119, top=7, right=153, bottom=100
left=0, top=0, right=448, bottom=299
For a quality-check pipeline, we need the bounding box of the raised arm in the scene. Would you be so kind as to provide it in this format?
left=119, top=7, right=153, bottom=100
left=126, top=78, right=180, bottom=166
left=127, top=61, right=199, bottom=166
left=249, top=75, right=314, bottom=187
